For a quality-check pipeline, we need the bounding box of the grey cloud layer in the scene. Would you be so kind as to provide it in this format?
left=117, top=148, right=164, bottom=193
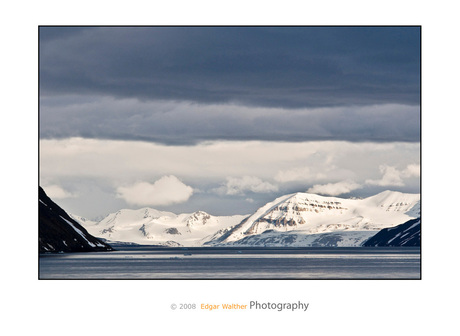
left=40, top=96, right=419, bottom=145
left=40, top=27, right=420, bottom=145
left=40, top=27, right=420, bottom=108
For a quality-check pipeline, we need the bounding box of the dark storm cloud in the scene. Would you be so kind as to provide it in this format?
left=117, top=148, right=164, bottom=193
left=39, top=26, right=420, bottom=108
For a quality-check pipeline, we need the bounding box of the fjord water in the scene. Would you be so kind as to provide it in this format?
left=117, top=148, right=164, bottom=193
left=39, top=246, right=420, bottom=279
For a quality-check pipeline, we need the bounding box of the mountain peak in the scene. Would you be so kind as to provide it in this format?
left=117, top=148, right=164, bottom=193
left=186, top=211, right=212, bottom=228
left=364, top=190, right=420, bottom=210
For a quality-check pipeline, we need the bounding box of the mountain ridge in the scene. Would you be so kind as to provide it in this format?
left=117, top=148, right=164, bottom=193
left=77, top=208, right=248, bottom=247
left=74, top=190, right=420, bottom=247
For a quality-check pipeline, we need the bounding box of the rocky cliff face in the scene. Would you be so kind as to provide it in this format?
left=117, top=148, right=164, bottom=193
left=39, top=187, right=113, bottom=253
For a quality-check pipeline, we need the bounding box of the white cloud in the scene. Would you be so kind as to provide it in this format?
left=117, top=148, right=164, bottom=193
left=274, top=166, right=312, bottom=183
left=116, top=175, right=193, bottom=206
left=367, top=165, right=404, bottom=186
left=218, top=176, right=279, bottom=195
left=307, top=180, right=362, bottom=196
left=40, top=138, right=420, bottom=216
left=402, top=164, right=420, bottom=178
left=40, top=138, right=419, bottom=186
left=366, top=163, right=419, bottom=187
left=43, top=185, right=76, bottom=199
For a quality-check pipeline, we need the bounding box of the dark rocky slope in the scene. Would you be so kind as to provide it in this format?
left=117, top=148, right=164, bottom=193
left=362, top=218, right=421, bottom=247
left=39, top=186, right=113, bottom=253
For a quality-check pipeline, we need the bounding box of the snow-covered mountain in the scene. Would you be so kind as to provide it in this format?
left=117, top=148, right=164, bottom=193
left=76, top=208, right=247, bottom=246
left=208, top=190, right=420, bottom=247
left=75, top=190, right=420, bottom=247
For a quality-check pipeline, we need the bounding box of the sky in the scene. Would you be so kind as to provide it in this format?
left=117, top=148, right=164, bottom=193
left=39, top=26, right=421, bottom=219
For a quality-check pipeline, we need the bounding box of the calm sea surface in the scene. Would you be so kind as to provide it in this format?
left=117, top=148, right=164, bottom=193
left=39, top=246, right=421, bottom=279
